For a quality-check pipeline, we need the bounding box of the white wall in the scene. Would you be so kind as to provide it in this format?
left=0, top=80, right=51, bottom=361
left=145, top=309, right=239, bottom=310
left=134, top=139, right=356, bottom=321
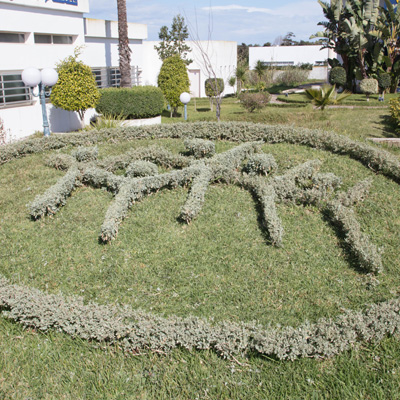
left=0, top=2, right=86, bottom=70
left=249, top=45, right=330, bottom=68
left=0, top=103, right=97, bottom=142
left=0, top=0, right=89, bottom=14
left=141, top=41, right=237, bottom=98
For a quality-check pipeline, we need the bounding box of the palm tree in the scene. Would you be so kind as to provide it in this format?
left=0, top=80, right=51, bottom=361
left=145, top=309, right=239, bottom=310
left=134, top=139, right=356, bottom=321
left=371, top=0, right=400, bottom=92
left=235, top=64, right=247, bottom=96
left=117, top=0, right=132, bottom=87
left=305, top=85, right=352, bottom=110
left=254, top=60, right=267, bottom=81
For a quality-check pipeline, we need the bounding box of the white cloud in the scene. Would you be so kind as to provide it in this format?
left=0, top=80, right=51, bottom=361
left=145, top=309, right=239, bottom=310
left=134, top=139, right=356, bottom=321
left=202, top=2, right=322, bottom=18
left=202, top=5, right=277, bottom=14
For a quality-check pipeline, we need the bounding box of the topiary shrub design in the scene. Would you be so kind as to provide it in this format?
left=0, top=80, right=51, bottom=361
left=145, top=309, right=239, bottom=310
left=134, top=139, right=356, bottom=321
left=28, top=142, right=381, bottom=274
left=1, top=122, right=399, bottom=360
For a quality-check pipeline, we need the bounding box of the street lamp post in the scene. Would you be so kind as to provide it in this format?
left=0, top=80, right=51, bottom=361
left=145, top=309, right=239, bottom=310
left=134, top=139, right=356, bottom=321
left=180, top=92, right=191, bottom=121
left=21, top=67, right=59, bottom=137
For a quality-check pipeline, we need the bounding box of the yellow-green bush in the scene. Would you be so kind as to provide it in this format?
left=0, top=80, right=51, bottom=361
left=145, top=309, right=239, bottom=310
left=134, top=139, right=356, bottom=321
left=389, top=96, right=400, bottom=131
left=157, top=55, right=190, bottom=116
left=50, top=50, right=100, bottom=123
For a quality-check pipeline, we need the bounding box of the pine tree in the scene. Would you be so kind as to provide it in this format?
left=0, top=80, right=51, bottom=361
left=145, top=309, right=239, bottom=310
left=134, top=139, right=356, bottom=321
left=154, top=14, right=192, bottom=65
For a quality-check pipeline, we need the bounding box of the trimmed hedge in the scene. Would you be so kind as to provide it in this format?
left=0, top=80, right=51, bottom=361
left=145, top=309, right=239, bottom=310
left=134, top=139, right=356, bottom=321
left=2, top=122, right=400, bottom=186
left=96, top=86, right=164, bottom=119
left=29, top=143, right=380, bottom=275
left=1, top=274, right=399, bottom=360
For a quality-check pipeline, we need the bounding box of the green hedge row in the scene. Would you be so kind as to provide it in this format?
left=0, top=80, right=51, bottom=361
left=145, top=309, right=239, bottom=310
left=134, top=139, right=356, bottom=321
left=96, top=86, right=164, bottom=119
left=2, top=122, right=399, bottom=186
left=1, top=274, right=400, bottom=360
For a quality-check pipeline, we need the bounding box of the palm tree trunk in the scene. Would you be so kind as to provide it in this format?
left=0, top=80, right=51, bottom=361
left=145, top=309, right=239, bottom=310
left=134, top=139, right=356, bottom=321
left=117, top=0, right=132, bottom=88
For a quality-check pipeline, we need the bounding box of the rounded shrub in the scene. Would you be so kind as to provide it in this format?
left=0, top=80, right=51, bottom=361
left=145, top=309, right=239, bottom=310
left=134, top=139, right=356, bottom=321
left=205, top=78, right=225, bottom=98
left=184, top=138, right=215, bottom=158
left=244, top=153, right=277, bottom=175
left=157, top=55, right=190, bottom=115
left=329, top=66, right=347, bottom=88
left=360, top=78, right=378, bottom=100
left=50, top=50, right=100, bottom=124
left=126, top=160, right=158, bottom=177
left=377, top=72, right=391, bottom=93
left=239, top=92, right=271, bottom=112
left=96, top=86, right=164, bottom=119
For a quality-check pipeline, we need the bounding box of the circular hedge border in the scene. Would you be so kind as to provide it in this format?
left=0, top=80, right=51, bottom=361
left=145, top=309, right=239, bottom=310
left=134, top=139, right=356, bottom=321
left=1, top=122, right=399, bottom=360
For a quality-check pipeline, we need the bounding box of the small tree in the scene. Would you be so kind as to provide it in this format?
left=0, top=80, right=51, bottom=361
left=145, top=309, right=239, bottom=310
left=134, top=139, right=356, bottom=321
left=360, top=78, right=379, bottom=101
left=205, top=78, right=224, bottom=111
left=235, top=64, right=247, bottom=96
left=154, top=14, right=192, bottom=65
left=228, top=76, right=236, bottom=95
left=377, top=72, right=391, bottom=100
left=329, top=66, right=347, bottom=89
left=254, top=60, right=267, bottom=81
left=50, top=48, right=100, bottom=127
left=157, top=55, right=190, bottom=117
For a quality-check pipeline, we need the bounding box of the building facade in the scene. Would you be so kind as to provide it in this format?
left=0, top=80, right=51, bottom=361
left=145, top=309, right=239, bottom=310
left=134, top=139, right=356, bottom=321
left=0, top=0, right=236, bottom=141
left=249, top=45, right=332, bottom=81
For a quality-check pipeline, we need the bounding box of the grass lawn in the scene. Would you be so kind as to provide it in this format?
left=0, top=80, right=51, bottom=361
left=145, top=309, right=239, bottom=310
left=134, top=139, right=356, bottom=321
left=1, top=104, right=400, bottom=398
left=276, top=92, right=399, bottom=107
left=162, top=96, right=400, bottom=146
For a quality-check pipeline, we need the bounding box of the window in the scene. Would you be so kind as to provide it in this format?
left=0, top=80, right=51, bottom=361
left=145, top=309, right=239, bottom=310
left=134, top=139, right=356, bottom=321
left=91, top=67, right=142, bottom=88
left=34, top=34, right=74, bottom=44
left=0, top=32, right=25, bottom=43
left=0, top=72, right=30, bottom=107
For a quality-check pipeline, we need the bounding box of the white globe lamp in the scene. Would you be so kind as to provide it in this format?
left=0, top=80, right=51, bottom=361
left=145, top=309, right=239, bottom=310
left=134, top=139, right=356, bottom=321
left=21, top=67, right=41, bottom=88
left=41, top=68, right=59, bottom=87
left=180, top=92, right=191, bottom=120
left=21, top=67, right=59, bottom=137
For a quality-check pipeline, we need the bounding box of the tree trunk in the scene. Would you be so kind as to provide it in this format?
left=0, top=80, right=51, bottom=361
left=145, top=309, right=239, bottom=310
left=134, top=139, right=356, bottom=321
left=216, top=98, right=221, bottom=122
left=117, top=0, right=132, bottom=88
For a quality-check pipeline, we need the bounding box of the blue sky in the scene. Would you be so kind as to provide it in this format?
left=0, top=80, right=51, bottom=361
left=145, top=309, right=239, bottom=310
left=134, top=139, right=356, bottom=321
left=87, top=0, right=325, bottom=44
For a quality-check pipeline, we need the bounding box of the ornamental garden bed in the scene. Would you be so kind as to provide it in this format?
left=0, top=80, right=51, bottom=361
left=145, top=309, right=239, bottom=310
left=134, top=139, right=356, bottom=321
left=1, top=122, right=400, bottom=396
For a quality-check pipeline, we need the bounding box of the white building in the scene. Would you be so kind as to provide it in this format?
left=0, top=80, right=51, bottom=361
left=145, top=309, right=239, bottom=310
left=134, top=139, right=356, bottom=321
left=249, top=45, right=333, bottom=81
left=0, top=0, right=237, bottom=141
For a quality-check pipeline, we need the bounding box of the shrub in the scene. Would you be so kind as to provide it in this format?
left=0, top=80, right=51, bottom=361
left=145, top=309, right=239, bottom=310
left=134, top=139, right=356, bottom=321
left=0, top=117, right=6, bottom=146
left=275, top=68, right=309, bottom=86
left=46, top=153, right=75, bottom=170
left=240, top=92, right=271, bottom=112
left=184, top=138, right=215, bottom=158
left=126, top=160, right=158, bottom=177
left=96, top=87, right=164, bottom=119
left=377, top=73, right=391, bottom=97
left=205, top=78, right=224, bottom=98
left=71, top=146, right=98, bottom=162
left=28, top=167, right=80, bottom=219
left=305, top=85, right=352, bottom=110
left=157, top=55, right=190, bottom=117
left=329, top=67, right=347, bottom=88
left=2, top=122, right=400, bottom=185
left=244, top=153, right=277, bottom=175
left=360, top=78, right=378, bottom=101
left=50, top=48, right=100, bottom=125
left=389, top=96, right=400, bottom=131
